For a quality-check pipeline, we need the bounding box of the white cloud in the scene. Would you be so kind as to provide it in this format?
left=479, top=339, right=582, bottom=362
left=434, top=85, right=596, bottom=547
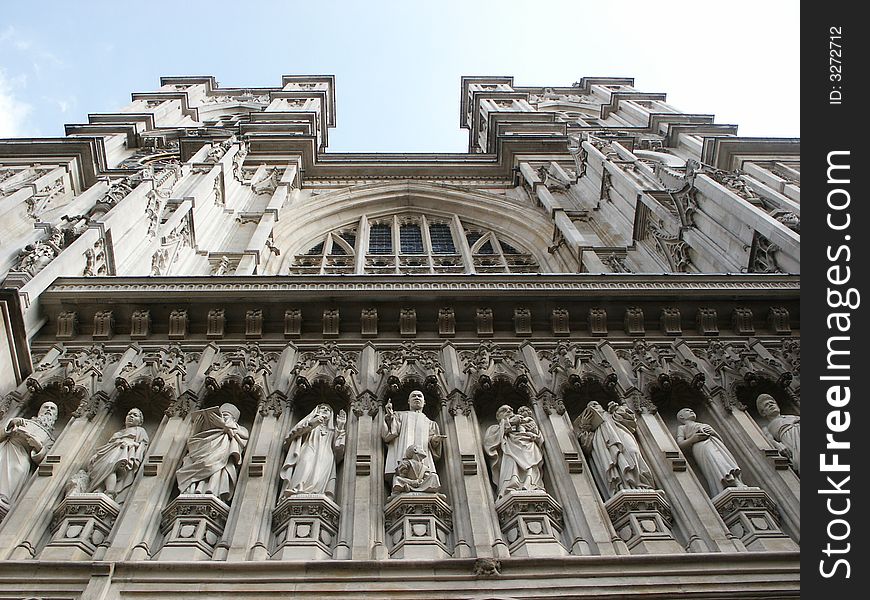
left=0, top=69, right=32, bottom=137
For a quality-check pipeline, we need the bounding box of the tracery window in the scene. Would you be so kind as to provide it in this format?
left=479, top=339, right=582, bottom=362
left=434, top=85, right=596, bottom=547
left=290, top=213, right=538, bottom=274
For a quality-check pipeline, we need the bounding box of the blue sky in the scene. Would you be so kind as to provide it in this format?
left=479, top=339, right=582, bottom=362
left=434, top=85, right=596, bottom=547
left=1, top=0, right=799, bottom=152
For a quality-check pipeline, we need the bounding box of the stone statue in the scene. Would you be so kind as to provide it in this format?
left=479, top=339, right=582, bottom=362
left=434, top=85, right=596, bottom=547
left=71, top=408, right=149, bottom=500
left=175, top=403, right=249, bottom=502
left=676, top=408, right=744, bottom=496
left=392, top=444, right=441, bottom=494
left=576, top=401, right=654, bottom=498
left=0, top=402, right=58, bottom=504
left=483, top=405, right=545, bottom=499
left=279, top=403, right=346, bottom=498
left=382, top=390, right=445, bottom=492
left=756, top=393, right=800, bottom=474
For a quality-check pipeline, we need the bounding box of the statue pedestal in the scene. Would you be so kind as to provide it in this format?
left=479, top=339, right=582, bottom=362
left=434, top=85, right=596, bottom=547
left=271, top=494, right=340, bottom=560
left=384, top=492, right=452, bottom=559
left=605, top=489, right=682, bottom=554
left=157, top=494, right=230, bottom=561
left=713, top=487, right=797, bottom=551
left=494, top=491, right=567, bottom=557
left=41, top=493, right=121, bottom=560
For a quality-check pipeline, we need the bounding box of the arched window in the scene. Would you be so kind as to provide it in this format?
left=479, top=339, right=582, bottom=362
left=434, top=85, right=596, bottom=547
left=289, top=213, right=539, bottom=275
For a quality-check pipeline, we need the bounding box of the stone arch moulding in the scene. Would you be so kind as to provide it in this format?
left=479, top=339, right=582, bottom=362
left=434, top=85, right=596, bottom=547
left=271, top=181, right=565, bottom=274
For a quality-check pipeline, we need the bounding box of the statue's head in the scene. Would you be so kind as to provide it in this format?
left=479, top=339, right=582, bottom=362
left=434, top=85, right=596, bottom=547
left=37, top=401, right=58, bottom=427
left=315, top=403, right=333, bottom=417
left=756, top=394, right=780, bottom=418
left=517, top=406, right=533, bottom=419
left=404, top=444, right=426, bottom=460
left=126, top=408, right=144, bottom=428
left=496, top=405, right=514, bottom=421
left=408, top=390, right=425, bottom=411
left=586, top=401, right=603, bottom=412
left=219, top=403, right=241, bottom=424
left=676, top=408, right=696, bottom=424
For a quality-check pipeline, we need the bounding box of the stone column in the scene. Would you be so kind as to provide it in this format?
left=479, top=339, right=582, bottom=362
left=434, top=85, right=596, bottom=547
left=223, top=393, right=291, bottom=561
left=348, top=391, right=386, bottom=559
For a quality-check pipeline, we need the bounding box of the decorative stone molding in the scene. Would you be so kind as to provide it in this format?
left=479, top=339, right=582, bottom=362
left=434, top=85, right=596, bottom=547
left=245, top=309, right=263, bottom=339
left=731, top=307, right=755, bottom=335
left=158, top=494, right=230, bottom=560
left=92, top=310, right=113, bottom=340
left=472, top=557, right=501, bottom=577
left=351, top=390, right=379, bottom=418
left=447, top=390, right=473, bottom=417
left=399, top=308, right=417, bottom=337
left=604, top=489, right=682, bottom=554
left=768, top=306, right=791, bottom=334
left=712, top=487, right=796, bottom=551
left=696, top=308, right=719, bottom=336
left=588, top=308, right=607, bottom=336
left=206, top=308, right=225, bottom=339
left=538, top=389, right=566, bottom=416
left=168, top=309, right=188, bottom=340
left=271, top=494, right=340, bottom=560
left=361, top=308, right=378, bottom=336
left=130, top=309, right=150, bottom=339
left=659, top=307, right=681, bottom=336
left=323, top=309, right=339, bottom=337
left=551, top=308, right=570, bottom=336
left=57, top=311, right=78, bottom=339
left=384, top=492, right=453, bottom=559
left=438, top=307, right=455, bottom=337
left=624, top=307, right=644, bottom=336
left=476, top=308, right=493, bottom=336
left=513, top=308, right=532, bottom=336
left=43, top=493, right=121, bottom=560
left=258, top=390, right=289, bottom=418
left=284, top=309, right=302, bottom=338
left=495, top=490, right=566, bottom=557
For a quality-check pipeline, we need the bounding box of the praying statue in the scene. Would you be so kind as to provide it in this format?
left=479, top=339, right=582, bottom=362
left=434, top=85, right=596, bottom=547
left=575, top=401, right=654, bottom=498
left=756, top=393, right=800, bottom=475
left=279, top=403, right=346, bottom=498
left=382, top=390, right=446, bottom=493
left=483, top=405, right=545, bottom=499
left=0, top=402, right=58, bottom=505
left=675, top=408, right=744, bottom=496
left=73, top=408, right=149, bottom=500
left=175, top=403, right=249, bottom=502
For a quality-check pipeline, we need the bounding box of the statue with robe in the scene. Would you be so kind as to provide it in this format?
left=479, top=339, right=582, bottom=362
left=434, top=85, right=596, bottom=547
left=279, top=403, right=346, bottom=498
left=756, top=394, right=800, bottom=474
left=392, top=444, right=441, bottom=494
left=0, top=401, right=57, bottom=505
left=382, top=390, right=445, bottom=493
left=175, top=403, right=249, bottom=502
left=483, top=405, right=545, bottom=499
left=675, top=408, right=744, bottom=496
left=575, top=401, right=654, bottom=498
left=74, top=407, right=149, bottom=500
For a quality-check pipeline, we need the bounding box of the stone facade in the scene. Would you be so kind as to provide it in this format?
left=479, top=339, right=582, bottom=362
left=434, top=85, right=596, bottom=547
left=0, top=75, right=799, bottom=598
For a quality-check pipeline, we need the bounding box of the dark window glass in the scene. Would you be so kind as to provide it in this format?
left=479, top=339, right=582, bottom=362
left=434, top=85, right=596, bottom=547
left=500, top=240, right=521, bottom=254
left=305, top=241, right=324, bottom=255
left=400, top=224, right=424, bottom=254
left=369, top=224, right=392, bottom=254
left=429, top=223, right=456, bottom=254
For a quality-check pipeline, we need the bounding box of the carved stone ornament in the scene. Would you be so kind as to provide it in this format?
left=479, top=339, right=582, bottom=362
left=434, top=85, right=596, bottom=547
left=93, top=311, right=113, bottom=340
left=284, top=308, right=302, bottom=338
left=660, top=307, right=681, bottom=336
left=351, top=391, right=380, bottom=418
left=476, top=308, right=494, bottom=336
left=399, top=308, right=417, bottom=337
left=551, top=308, right=570, bottom=336
left=57, top=311, right=78, bottom=339
left=696, top=308, right=719, bottom=336
left=447, top=390, right=473, bottom=417
left=168, top=309, right=188, bottom=339
left=383, top=492, right=453, bottom=559
left=513, top=308, right=532, bottom=336
left=438, top=307, right=456, bottom=337
left=245, top=309, right=263, bottom=338
left=323, top=309, right=339, bottom=336
left=588, top=307, right=607, bottom=336
left=130, top=309, right=151, bottom=339
left=361, top=308, right=378, bottom=336
left=271, top=494, right=341, bottom=560
left=624, top=307, right=644, bottom=335
left=731, top=307, right=755, bottom=334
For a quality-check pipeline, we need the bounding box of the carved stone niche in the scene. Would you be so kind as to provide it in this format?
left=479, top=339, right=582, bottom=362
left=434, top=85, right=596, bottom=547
left=157, top=494, right=230, bottom=560
left=42, top=493, right=121, bottom=560
left=495, top=490, right=567, bottom=557
left=384, top=492, right=453, bottom=559
left=604, top=489, right=683, bottom=554
left=271, top=493, right=340, bottom=560
left=713, top=487, right=796, bottom=552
